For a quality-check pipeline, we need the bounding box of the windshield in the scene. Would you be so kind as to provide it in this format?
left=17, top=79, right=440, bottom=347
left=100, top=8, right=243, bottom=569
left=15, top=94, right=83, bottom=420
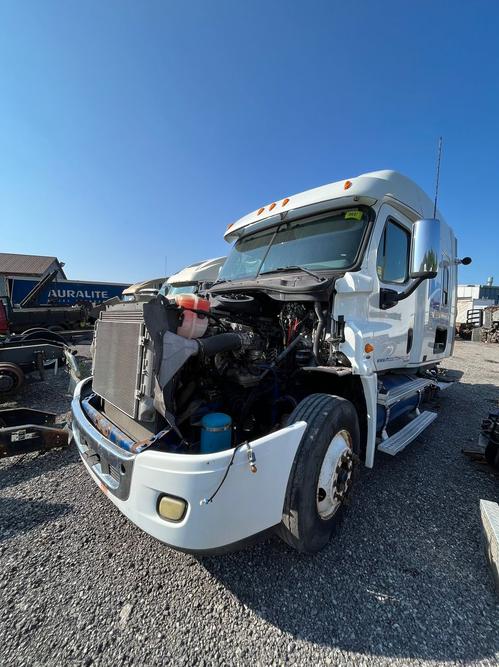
left=218, top=209, right=369, bottom=282
left=159, top=283, right=198, bottom=297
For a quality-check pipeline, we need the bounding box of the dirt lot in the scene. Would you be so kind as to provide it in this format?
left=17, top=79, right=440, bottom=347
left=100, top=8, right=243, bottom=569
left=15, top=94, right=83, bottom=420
left=0, top=341, right=498, bottom=667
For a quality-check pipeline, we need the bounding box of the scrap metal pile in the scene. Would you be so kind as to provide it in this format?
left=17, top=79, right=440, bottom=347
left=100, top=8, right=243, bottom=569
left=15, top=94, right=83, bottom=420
left=479, top=306, right=499, bottom=344
left=0, top=408, right=69, bottom=459
left=457, top=306, right=499, bottom=343
left=463, top=408, right=499, bottom=472
left=0, top=327, right=83, bottom=458
left=0, top=328, right=81, bottom=395
left=481, top=410, right=499, bottom=470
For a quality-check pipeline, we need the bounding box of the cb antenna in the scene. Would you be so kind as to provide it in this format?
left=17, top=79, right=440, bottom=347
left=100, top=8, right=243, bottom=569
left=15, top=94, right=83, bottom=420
left=433, top=136, right=443, bottom=218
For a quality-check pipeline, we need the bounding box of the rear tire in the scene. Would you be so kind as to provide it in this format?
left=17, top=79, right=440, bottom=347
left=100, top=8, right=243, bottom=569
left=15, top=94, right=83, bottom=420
left=278, top=393, right=360, bottom=553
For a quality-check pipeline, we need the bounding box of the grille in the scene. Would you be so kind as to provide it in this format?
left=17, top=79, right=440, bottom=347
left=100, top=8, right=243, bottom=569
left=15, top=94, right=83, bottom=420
left=109, top=464, right=122, bottom=483
left=93, top=307, right=145, bottom=419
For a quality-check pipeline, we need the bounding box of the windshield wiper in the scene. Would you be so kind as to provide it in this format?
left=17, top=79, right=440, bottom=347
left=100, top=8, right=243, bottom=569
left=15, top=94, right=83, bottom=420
left=259, top=266, right=326, bottom=282
left=211, top=278, right=232, bottom=286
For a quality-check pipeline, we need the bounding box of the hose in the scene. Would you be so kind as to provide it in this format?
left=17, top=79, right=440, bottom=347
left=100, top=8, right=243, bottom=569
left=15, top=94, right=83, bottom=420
left=258, top=334, right=304, bottom=381
left=313, top=301, right=326, bottom=364
left=200, top=440, right=248, bottom=505
left=196, top=332, right=243, bottom=358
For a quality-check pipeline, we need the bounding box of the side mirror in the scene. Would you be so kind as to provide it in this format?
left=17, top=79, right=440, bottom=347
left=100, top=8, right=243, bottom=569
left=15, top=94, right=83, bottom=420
left=379, top=218, right=441, bottom=310
left=410, top=218, right=440, bottom=279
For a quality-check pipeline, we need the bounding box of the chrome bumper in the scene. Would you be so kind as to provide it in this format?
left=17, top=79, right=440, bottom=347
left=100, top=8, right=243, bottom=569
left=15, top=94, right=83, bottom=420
left=71, top=378, right=135, bottom=500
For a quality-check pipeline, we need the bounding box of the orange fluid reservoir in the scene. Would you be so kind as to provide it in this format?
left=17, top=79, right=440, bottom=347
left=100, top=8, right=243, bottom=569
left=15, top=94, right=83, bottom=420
left=175, top=294, right=210, bottom=339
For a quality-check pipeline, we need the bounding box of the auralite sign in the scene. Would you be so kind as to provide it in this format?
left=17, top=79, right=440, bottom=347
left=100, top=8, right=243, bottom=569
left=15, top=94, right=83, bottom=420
left=10, top=279, right=130, bottom=306
left=48, top=288, right=110, bottom=301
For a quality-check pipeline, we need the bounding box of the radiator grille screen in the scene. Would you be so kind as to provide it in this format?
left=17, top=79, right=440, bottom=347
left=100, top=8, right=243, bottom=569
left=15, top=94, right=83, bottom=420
left=93, top=317, right=144, bottom=418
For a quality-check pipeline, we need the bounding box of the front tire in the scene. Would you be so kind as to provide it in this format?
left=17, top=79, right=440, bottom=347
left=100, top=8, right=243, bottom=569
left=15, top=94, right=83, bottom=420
left=278, top=393, right=360, bottom=553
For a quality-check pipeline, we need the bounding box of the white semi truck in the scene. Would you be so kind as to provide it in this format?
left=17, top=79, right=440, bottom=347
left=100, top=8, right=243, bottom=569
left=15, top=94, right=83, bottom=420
left=71, top=170, right=471, bottom=553
left=159, top=256, right=226, bottom=297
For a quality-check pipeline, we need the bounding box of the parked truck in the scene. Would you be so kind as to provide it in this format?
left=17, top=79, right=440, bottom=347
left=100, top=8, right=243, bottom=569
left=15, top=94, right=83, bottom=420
left=71, top=170, right=471, bottom=554
left=0, top=297, right=87, bottom=335
left=0, top=270, right=125, bottom=335
left=122, top=277, right=167, bottom=301
left=159, top=257, right=226, bottom=297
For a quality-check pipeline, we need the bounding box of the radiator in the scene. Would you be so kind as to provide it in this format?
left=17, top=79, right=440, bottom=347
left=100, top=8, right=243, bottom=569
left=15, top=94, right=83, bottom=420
left=92, top=304, right=150, bottom=420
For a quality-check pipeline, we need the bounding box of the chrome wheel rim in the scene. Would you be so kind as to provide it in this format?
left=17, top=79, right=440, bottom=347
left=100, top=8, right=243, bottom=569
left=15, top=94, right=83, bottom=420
left=316, top=429, right=353, bottom=520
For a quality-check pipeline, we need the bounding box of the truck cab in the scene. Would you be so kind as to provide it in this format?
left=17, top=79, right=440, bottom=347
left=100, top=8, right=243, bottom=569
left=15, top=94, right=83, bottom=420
left=122, top=278, right=167, bottom=302
left=71, top=170, right=469, bottom=554
left=158, top=257, right=226, bottom=298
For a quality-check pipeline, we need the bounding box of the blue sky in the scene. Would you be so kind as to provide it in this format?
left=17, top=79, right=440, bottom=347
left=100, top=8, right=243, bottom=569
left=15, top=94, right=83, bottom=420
left=0, top=1, right=497, bottom=284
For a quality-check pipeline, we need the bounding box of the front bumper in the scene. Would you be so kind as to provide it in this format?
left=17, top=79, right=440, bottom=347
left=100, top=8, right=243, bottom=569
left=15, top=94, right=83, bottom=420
left=71, top=378, right=306, bottom=552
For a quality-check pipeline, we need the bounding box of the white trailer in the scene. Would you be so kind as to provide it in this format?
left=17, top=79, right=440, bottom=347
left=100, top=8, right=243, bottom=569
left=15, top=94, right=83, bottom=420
left=71, top=170, right=471, bottom=553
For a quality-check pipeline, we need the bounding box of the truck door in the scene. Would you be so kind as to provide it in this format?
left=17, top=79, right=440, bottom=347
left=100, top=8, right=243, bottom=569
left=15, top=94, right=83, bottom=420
left=420, top=224, right=455, bottom=361
left=368, top=204, right=415, bottom=371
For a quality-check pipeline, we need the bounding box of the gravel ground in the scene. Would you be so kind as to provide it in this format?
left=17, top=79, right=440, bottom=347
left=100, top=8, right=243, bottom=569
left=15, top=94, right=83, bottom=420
left=0, top=340, right=498, bottom=666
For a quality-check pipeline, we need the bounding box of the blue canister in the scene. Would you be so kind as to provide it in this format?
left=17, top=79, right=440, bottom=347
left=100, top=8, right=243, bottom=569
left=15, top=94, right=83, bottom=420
left=200, top=413, right=232, bottom=453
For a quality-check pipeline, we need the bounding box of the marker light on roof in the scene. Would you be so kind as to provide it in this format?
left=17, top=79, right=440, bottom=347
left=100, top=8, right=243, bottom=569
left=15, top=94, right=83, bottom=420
left=344, top=180, right=352, bottom=190
left=226, top=223, right=234, bottom=230
left=257, top=207, right=265, bottom=215
left=269, top=202, right=276, bottom=211
left=282, top=198, right=290, bottom=207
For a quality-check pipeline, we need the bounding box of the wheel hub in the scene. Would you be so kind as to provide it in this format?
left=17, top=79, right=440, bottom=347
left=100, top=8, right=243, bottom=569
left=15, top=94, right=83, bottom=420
left=0, top=373, right=14, bottom=392
left=316, top=430, right=354, bottom=520
left=0, top=363, right=24, bottom=394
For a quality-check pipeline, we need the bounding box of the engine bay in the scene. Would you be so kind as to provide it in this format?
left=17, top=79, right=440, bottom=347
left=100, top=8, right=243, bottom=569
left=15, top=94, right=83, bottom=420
left=162, top=288, right=337, bottom=448
left=88, top=282, right=350, bottom=453
left=173, top=293, right=320, bottom=443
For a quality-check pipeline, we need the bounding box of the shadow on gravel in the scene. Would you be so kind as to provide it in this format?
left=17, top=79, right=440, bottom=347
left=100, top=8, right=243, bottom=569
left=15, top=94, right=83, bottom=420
left=0, top=448, right=78, bottom=491
left=202, top=380, right=498, bottom=663
left=0, top=496, right=72, bottom=543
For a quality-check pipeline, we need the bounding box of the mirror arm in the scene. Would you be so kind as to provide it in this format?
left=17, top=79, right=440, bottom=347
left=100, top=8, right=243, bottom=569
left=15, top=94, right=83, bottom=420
left=379, top=273, right=437, bottom=310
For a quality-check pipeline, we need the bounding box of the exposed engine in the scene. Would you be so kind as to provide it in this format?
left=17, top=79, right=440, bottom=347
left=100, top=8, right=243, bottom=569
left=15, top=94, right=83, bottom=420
left=90, top=288, right=340, bottom=451
left=161, top=292, right=324, bottom=446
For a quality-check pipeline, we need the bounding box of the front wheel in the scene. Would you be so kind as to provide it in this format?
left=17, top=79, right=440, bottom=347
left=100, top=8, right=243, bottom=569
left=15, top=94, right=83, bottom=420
left=278, top=393, right=360, bottom=553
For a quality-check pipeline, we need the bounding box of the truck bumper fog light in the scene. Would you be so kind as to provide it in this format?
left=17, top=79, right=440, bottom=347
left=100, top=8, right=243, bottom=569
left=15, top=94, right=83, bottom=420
left=157, top=495, right=187, bottom=522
